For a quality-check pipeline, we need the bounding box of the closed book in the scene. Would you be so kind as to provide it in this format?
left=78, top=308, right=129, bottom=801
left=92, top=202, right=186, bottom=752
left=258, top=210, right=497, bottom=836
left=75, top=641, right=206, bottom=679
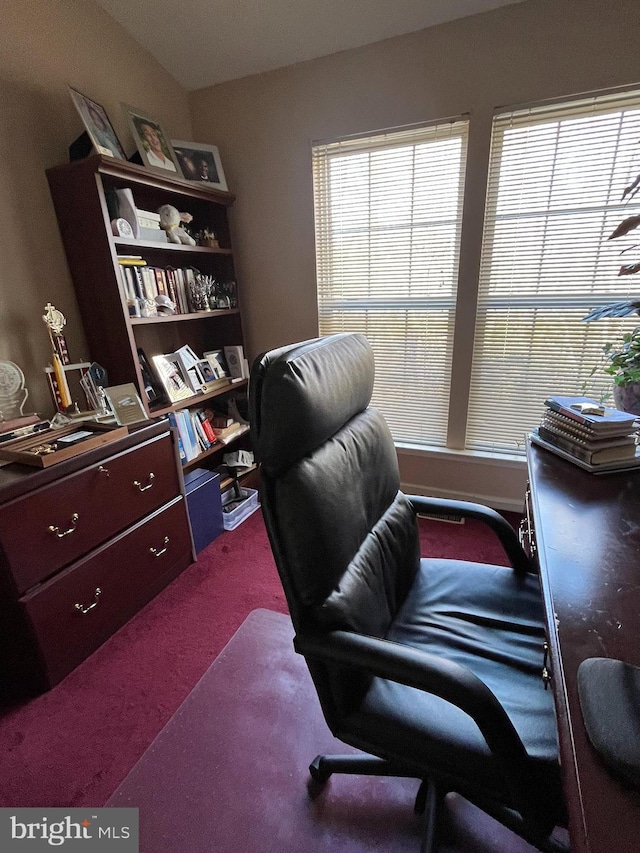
left=538, top=426, right=638, bottom=464
left=154, top=267, right=167, bottom=296
left=212, top=422, right=241, bottom=439
left=223, top=345, right=245, bottom=380
left=139, top=226, right=167, bottom=242
left=177, top=410, right=199, bottom=460
left=210, top=416, right=234, bottom=429
left=217, top=423, right=249, bottom=445
left=544, top=396, right=638, bottom=434
left=191, top=412, right=211, bottom=450
left=167, top=412, right=187, bottom=464
left=164, top=268, right=179, bottom=311
left=530, top=430, right=640, bottom=474
left=540, top=413, right=637, bottom=449
left=195, top=410, right=217, bottom=443
left=117, top=257, right=147, bottom=266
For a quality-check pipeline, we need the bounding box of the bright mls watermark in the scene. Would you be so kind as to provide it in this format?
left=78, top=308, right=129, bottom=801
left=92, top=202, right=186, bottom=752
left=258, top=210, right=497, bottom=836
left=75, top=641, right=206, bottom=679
left=0, top=809, right=138, bottom=850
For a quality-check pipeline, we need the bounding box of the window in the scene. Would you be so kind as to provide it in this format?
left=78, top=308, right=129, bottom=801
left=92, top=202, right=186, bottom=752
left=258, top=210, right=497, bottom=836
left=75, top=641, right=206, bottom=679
left=313, top=119, right=469, bottom=445
left=466, top=90, right=640, bottom=453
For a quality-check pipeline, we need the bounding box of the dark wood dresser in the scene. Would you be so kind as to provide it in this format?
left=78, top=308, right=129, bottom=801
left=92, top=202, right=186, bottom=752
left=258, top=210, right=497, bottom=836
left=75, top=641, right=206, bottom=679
left=0, top=419, right=194, bottom=696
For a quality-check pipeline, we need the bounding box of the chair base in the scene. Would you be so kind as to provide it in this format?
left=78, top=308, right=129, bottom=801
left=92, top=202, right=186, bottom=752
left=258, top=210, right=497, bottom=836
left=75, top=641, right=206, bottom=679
left=307, top=753, right=569, bottom=853
left=309, top=752, right=421, bottom=784
left=308, top=754, right=442, bottom=853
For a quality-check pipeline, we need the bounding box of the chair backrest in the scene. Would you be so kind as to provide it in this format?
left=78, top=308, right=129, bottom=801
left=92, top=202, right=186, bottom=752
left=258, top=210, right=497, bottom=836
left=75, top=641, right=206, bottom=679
left=250, top=334, right=420, bottom=639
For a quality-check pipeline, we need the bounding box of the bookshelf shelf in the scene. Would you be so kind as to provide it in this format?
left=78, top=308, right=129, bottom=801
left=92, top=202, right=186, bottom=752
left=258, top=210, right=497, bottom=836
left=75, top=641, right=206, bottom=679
left=149, top=380, right=248, bottom=419
left=130, top=308, right=240, bottom=325
left=46, top=154, right=251, bottom=480
left=114, top=237, right=233, bottom=255
left=182, top=425, right=250, bottom=473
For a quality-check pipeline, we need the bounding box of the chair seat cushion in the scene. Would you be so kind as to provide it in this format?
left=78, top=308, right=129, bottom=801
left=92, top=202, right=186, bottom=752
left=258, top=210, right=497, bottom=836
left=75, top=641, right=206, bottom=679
left=340, top=559, right=562, bottom=807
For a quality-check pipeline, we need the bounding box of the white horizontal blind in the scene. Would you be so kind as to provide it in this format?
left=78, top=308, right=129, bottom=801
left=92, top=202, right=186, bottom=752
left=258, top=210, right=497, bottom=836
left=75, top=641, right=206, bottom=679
left=467, top=90, right=640, bottom=453
left=313, top=119, right=469, bottom=445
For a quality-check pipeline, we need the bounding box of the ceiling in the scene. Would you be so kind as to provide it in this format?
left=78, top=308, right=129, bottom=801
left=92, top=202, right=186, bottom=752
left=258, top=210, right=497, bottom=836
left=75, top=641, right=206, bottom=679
left=95, top=0, right=527, bottom=91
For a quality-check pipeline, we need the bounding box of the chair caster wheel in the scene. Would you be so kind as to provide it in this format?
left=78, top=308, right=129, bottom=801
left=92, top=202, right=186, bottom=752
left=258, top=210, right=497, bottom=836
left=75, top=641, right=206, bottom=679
left=309, top=755, right=332, bottom=784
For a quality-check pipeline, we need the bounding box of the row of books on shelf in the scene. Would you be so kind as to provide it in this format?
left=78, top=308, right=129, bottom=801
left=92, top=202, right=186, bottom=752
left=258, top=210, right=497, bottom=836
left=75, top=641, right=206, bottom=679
left=168, top=409, right=249, bottom=465
left=530, top=395, right=640, bottom=474
left=118, top=257, right=199, bottom=315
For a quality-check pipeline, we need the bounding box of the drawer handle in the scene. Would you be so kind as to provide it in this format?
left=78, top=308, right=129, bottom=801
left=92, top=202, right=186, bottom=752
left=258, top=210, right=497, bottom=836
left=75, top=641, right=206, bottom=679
left=98, top=465, right=110, bottom=478
left=75, top=587, right=102, bottom=615
left=133, top=473, right=155, bottom=492
left=48, top=513, right=79, bottom=538
left=149, top=536, right=169, bottom=557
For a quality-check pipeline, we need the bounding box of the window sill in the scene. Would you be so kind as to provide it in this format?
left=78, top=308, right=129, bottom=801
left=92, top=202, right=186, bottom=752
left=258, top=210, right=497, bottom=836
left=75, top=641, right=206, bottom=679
left=395, top=442, right=527, bottom=469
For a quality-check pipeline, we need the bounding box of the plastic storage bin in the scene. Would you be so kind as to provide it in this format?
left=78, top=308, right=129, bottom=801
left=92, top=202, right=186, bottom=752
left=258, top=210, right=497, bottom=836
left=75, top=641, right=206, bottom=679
left=221, top=487, right=260, bottom=531
left=184, top=468, right=224, bottom=554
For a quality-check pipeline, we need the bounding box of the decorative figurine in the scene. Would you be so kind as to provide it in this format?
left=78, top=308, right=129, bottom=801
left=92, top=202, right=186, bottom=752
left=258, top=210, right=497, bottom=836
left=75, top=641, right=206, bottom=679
left=157, top=204, right=197, bottom=246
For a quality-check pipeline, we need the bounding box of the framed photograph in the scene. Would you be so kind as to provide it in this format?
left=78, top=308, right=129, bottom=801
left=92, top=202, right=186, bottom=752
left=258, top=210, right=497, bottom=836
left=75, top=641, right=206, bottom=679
left=124, top=105, right=182, bottom=175
left=171, top=140, right=228, bottom=191
left=0, top=421, right=128, bottom=468
left=151, top=354, right=195, bottom=403
left=137, top=348, right=166, bottom=406
left=204, top=349, right=230, bottom=379
left=197, top=359, right=217, bottom=384
left=68, top=87, right=126, bottom=159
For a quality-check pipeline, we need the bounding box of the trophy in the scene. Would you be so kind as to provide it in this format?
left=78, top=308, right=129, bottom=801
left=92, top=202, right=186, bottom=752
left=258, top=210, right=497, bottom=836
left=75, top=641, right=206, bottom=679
left=43, top=303, right=72, bottom=411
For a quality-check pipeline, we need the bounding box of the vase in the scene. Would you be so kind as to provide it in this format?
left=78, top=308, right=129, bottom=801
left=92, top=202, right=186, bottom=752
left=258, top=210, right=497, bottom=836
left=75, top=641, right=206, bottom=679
left=613, top=381, right=640, bottom=416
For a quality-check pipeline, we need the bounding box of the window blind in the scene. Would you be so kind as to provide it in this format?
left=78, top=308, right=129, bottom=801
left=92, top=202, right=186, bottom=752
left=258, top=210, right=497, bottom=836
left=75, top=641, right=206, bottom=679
left=313, top=119, right=469, bottom=445
left=467, top=90, right=640, bottom=453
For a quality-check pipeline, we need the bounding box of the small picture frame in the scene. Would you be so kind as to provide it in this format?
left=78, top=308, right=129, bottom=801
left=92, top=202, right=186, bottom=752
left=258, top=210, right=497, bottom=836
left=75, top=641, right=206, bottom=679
left=171, top=140, right=228, bottom=191
left=68, top=87, right=126, bottom=159
left=197, top=359, right=217, bottom=384
left=124, top=105, right=182, bottom=175
left=204, top=349, right=229, bottom=379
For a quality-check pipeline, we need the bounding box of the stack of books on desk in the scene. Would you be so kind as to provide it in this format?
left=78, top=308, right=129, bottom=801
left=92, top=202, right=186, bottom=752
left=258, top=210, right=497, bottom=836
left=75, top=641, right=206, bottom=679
left=530, top=395, right=640, bottom=473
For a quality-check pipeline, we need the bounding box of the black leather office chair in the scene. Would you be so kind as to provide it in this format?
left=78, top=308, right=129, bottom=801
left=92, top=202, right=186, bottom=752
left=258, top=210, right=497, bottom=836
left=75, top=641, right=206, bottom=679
left=250, top=333, right=566, bottom=853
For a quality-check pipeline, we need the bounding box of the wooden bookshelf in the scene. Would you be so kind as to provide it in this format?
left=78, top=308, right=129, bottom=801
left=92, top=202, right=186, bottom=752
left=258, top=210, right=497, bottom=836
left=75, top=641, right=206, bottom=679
left=46, top=154, right=250, bottom=475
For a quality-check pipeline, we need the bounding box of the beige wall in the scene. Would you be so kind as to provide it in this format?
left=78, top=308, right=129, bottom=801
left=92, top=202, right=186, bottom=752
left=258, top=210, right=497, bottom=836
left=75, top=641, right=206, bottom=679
left=3, top=0, right=639, bottom=506
left=0, top=0, right=191, bottom=417
left=190, top=0, right=640, bottom=508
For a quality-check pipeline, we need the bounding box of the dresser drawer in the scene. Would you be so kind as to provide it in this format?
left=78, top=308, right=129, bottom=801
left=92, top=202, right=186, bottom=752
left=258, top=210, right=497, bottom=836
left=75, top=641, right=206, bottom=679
left=20, top=496, right=192, bottom=687
left=0, top=431, right=180, bottom=594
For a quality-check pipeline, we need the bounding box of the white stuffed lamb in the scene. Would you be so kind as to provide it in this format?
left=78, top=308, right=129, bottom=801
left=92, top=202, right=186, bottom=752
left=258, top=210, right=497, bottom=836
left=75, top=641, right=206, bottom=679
left=157, top=204, right=196, bottom=246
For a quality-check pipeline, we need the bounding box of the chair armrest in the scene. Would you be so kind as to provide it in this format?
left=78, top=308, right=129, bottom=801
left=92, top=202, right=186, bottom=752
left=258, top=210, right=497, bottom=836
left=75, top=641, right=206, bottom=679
left=407, top=494, right=531, bottom=576
left=295, top=628, right=533, bottom=816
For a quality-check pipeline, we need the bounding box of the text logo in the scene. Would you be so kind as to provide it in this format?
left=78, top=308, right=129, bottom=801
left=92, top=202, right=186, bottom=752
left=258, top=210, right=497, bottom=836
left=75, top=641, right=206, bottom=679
left=0, top=809, right=138, bottom=850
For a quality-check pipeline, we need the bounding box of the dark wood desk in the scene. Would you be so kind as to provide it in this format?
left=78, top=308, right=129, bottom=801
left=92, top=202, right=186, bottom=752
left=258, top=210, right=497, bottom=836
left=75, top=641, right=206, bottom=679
left=526, top=440, right=640, bottom=853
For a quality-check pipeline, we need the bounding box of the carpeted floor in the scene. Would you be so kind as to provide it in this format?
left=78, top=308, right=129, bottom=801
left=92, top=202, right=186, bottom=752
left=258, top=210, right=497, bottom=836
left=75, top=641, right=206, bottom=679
left=0, top=506, right=523, bottom=813
left=107, top=608, right=543, bottom=853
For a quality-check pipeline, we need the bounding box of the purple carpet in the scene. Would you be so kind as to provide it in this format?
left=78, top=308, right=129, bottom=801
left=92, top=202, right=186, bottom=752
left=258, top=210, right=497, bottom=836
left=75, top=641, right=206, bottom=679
left=106, top=608, right=543, bottom=853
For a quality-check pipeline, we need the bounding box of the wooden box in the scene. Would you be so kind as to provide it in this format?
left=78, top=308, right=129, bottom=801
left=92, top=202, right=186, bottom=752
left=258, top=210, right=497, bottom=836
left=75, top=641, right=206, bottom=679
left=0, top=421, right=128, bottom=467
